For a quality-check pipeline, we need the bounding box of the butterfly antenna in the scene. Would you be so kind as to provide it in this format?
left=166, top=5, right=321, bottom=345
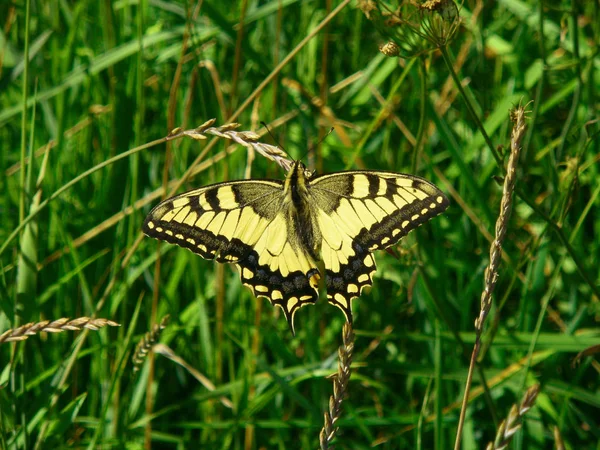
left=299, top=127, right=335, bottom=163
left=315, top=127, right=335, bottom=148
left=261, top=121, right=296, bottom=167
left=261, top=121, right=288, bottom=151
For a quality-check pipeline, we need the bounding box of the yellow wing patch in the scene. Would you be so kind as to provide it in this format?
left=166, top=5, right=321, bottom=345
left=235, top=237, right=321, bottom=334
left=316, top=208, right=375, bottom=322
left=311, top=170, right=449, bottom=322
left=143, top=163, right=449, bottom=334
left=142, top=180, right=322, bottom=334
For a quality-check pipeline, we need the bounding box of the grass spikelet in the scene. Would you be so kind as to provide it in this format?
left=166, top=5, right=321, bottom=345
left=454, top=103, right=528, bottom=449
left=319, top=322, right=355, bottom=449
left=485, top=384, right=541, bottom=450
left=0, top=317, right=120, bottom=343
left=167, top=121, right=296, bottom=173
left=132, top=315, right=170, bottom=373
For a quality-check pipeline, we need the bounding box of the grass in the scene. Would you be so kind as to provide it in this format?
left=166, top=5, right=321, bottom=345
left=1, top=0, right=599, bottom=448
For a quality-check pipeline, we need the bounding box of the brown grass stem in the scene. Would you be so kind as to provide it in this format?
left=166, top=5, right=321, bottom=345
left=453, top=104, right=528, bottom=450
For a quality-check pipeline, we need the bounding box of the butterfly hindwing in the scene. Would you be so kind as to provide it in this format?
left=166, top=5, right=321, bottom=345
left=143, top=180, right=321, bottom=332
left=143, top=162, right=448, bottom=333
left=310, top=171, right=449, bottom=321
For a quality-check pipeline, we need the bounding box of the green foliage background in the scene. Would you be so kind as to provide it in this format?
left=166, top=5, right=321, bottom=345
left=1, top=0, right=599, bottom=448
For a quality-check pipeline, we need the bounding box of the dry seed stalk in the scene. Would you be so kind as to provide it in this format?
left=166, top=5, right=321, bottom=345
left=485, top=384, right=540, bottom=450
left=379, top=41, right=400, bottom=57
left=132, top=315, right=170, bottom=372
left=360, top=0, right=460, bottom=58
left=168, top=119, right=298, bottom=174
left=475, top=105, right=528, bottom=334
left=0, top=317, right=120, bottom=343
left=319, top=322, right=355, bottom=449
left=453, top=104, right=529, bottom=450
left=553, top=425, right=565, bottom=450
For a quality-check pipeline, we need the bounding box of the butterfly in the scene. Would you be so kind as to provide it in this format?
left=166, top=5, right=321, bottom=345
left=143, top=160, right=448, bottom=334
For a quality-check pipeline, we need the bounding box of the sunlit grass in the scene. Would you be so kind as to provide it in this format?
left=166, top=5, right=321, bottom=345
left=1, top=1, right=599, bottom=449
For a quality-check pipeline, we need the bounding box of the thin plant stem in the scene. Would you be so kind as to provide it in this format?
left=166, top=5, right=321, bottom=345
left=453, top=104, right=528, bottom=450
left=0, top=138, right=168, bottom=258
left=522, top=0, right=546, bottom=160
left=411, top=57, right=428, bottom=174
left=229, top=0, right=248, bottom=114
left=438, top=45, right=502, bottom=166
left=515, top=187, right=600, bottom=301
left=19, top=0, right=31, bottom=226
left=557, top=0, right=582, bottom=162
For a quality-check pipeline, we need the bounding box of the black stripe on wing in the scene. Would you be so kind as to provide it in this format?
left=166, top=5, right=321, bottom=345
left=236, top=253, right=320, bottom=335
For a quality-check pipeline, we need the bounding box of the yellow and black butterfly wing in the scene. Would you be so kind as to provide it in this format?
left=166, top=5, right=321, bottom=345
left=143, top=180, right=320, bottom=332
left=310, top=171, right=449, bottom=322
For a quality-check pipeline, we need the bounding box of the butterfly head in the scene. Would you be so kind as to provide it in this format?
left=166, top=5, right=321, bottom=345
left=284, top=160, right=314, bottom=206
left=290, top=160, right=315, bottom=180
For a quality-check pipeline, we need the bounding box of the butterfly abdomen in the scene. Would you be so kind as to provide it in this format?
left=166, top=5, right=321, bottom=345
left=283, top=161, right=320, bottom=259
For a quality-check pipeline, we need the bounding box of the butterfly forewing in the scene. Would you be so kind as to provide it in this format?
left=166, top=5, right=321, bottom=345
left=143, top=163, right=449, bottom=333
left=309, top=171, right=449, bottom=322
left=143, top=180, right=321, bottom=332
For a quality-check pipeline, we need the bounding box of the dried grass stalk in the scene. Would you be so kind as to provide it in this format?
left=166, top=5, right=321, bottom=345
left=454, top=104, right=529, bottom=450
left=319, top=322, right=355, bottom=449
left=474, top=105, right=528, bottom=334
left=553, top=425, right=565, bottom=450
left=132, top=315, right=170, bottom=372
left=485, top=384, right=540, bottom=450
left=168, top=119, right=299, bottom=174
left=0, top=317, right=120, bottom=343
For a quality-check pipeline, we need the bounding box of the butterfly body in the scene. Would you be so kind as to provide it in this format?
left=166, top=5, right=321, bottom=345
left=143, top=161, right=448, bottom=333
left=281, top=162, right=319, bottom=260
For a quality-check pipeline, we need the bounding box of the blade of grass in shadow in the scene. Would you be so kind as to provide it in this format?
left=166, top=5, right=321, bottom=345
left=0, top=136, right=170, bottom=258
left=425, top=98, right=495, bottom=225
left=37, top=249, right=109, bottom=306
left=434, top=319, right=443, bottom=449
left=87, top=292, right=144, bottom=449
left=18, top=0, right=31, bottom=226
left=556, top=0, right=583, bottom=162
left=345, top=58, right=417, bottom=170
left=522, top=0, right=547, bottom=160
left=0, top=28, right=211, bottom=126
